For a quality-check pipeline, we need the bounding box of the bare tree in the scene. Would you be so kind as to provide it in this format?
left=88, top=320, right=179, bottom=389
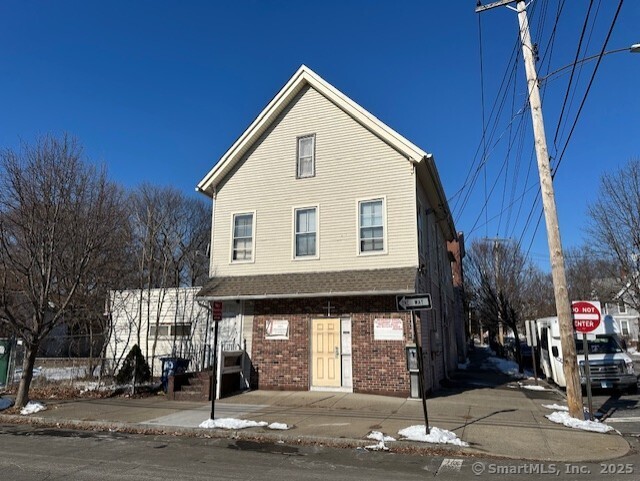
left=0, top=135, right=128, bottom=406
left=465, top=239, right=548, bottom=371
left=588, top=158, right=640, bottom=313
left=115, top=185, right=210, bottom=377
left=564, top=245, right=619, bottom=302
left=519, top=268, right=555, bottom=321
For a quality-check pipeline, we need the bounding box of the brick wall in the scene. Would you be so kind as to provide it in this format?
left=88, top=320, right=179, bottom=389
left=250, top=296, right=414, bottom=397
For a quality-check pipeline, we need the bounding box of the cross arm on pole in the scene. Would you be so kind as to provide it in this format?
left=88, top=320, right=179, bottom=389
left=475, top=0, right=517, bottom=13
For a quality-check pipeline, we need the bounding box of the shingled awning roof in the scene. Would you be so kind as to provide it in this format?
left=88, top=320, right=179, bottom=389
left=196, top=267, right=417, bottom=300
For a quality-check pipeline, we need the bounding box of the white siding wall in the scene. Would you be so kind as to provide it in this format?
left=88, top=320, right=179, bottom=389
left=107, top=287, right=213, bottom=376
left=212, top=85, right=418, bottom=276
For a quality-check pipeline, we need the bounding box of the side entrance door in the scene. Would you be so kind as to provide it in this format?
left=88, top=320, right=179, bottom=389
left=311, top=318, right=341, bottom=387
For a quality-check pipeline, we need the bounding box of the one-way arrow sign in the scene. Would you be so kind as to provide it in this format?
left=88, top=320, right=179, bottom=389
left=396, top=293, right=432, bottom=311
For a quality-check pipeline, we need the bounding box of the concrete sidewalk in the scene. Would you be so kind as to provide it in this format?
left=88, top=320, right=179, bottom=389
left=0, top=348, right=631, bottom=462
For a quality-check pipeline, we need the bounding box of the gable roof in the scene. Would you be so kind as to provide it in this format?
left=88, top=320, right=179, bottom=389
left=196, top=65, right=456, bottom=238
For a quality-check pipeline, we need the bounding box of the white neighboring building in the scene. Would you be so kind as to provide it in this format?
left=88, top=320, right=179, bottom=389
left=106, top=287, right=243, bottom=376
left=604, top=300, right=640, bottom=349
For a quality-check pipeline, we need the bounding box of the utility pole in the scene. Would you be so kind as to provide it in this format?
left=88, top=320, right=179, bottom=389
left=476, top=0, right=584, bottom=419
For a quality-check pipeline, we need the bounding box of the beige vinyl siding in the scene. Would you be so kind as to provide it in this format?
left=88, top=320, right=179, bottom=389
left=212, top=85, right=418, bottom=276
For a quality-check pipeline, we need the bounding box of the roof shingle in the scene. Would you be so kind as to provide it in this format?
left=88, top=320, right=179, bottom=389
left=196, top=267, right=417, bottom=300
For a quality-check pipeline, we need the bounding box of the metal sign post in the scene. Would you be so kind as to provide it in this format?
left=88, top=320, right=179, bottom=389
left=572, top=300, right=602, bottom=421
left=411, top=311, right=430, bottom=435
left=210, top=301, right=223, bottom=421
left=583, top=333, right=594, bottom=421
left=399, top=293, right=433, bottom=436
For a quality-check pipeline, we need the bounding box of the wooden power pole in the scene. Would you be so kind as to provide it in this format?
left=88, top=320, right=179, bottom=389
left=476, top=0, right=584, bottom=419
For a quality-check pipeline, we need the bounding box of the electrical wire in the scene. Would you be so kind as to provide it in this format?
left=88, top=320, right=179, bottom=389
left=552, top=0, right=594, bottom=150
left=553, top=0, right=624, bottom=177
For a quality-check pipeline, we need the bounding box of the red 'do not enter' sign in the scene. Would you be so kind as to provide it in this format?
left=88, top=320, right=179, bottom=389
left=572, top=301, right=601, bottom=333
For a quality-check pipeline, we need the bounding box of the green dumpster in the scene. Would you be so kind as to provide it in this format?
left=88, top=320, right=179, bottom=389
left=0, top=339, right=10, bottom=385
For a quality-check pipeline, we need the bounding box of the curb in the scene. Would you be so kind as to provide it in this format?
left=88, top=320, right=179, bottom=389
left=0, top=413, right=468, bottom=457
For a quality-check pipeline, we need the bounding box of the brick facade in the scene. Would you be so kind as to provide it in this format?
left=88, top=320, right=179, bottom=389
left=250, top=296, right=414, bottom=397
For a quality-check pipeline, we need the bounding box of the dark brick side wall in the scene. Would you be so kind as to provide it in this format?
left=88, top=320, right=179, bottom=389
left=250, top=296, right=413, bottom=397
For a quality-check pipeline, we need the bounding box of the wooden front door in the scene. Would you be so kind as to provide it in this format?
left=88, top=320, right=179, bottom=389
left=311, top=318, right=341, bottom=387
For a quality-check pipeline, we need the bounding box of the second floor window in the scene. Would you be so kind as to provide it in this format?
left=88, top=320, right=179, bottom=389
left=232, top=213, right=254, bottom=261
left=295, top=207, right=317, bottom=257
left=359, top=199, right=384, bottom=253
left=618, top=301, right=627, bottom=314
left=297, top=135, right=315, bottom=178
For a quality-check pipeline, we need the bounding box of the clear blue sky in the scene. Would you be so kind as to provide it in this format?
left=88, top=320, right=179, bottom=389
left=1, top=1, right=638, bottom=271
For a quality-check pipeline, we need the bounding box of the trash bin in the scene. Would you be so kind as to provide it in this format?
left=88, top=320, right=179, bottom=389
left=160, top=357, right=190, bottom=392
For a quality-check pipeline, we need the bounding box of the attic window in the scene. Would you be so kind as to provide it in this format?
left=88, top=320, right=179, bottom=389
left=297, top=134, right=315, bottom=178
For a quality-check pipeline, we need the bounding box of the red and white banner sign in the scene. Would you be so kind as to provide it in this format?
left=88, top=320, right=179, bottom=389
left=571, top=300, right=603, bottom=334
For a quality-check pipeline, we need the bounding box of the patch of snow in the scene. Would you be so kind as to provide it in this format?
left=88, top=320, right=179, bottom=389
left=364, top=431, right=396, bottom=451
left=367, top=431, right=396, bottom=442
left=521, top=384, right=547, bottom=391
left=20, top=401, right=47, bottom=415
left=199, top=418, right=268, bottom=430
left=398, top=425, right=469, bottom=447
left=40, top=366, right=88, bottom=381
left=268, top=422, right=291, bottom=430
left=545, top=411, right=614, bottom=433
left=481, top=356, right=525, bottom=378
left=542, top=403, right=568, bottom=411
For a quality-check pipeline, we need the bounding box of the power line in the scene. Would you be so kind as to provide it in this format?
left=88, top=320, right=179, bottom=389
left=552, top=0, right=594, bottom=150
left=553, top=0, right=624, bottom=176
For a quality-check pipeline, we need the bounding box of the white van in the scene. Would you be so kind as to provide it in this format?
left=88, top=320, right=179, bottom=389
left=536, top=315, right=637, bottom=393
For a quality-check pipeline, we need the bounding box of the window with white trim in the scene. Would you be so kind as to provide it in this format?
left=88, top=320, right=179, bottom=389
left=294, top=207, right=317, bottom=258
left=232, top=213, right=254, bottom=261
left=359, top=199, right=384, bottom=253
left=618, top=301, right=627, bottom=314
left=149, top=325, right=170, bottom=337
left=297, top=135, right=315, bottom=178
left=621, top=320, right=630, bottom=337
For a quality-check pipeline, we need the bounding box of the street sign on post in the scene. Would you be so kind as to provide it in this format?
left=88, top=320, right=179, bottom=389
left=571, top=300, right=602, bottom=421
left=210, top=300, right=223, bottom=421
left=396, top=294, right=432, bottom=311
left=571, top=301, right=602, bottom=334
left=212, top=301, right=223, bottom=322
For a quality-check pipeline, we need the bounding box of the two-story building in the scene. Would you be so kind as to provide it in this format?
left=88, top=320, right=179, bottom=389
left=197, top=66, right=464, bottom=398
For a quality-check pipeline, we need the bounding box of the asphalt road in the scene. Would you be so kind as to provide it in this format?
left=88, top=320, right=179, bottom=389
left=1, top=423, right=638, bottom=481
left=585, top=356, right=640, bottom=436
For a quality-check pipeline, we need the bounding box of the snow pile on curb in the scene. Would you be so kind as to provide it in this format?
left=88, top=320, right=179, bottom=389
left=542, top=403, right=568, bottom=411
left=20, top=401, right=47, bottom=415
left=520, top=384, right=547, bottom=391
left=364, top=431, right=396, bottom=451
left=199, top=418, right=267, bottom=429
left=398, top=425, right=469, bottom=447
left=267, top=422, right=291, bottom=430
left=545, top=411, right=614, bottom=433
left=199, top=418, right=293, bottom=430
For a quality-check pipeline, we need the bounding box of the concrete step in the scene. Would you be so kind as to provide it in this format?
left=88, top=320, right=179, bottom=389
left=173, top=390, right=208, bottom=402
left=180, top=385, right=204, bottom=393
